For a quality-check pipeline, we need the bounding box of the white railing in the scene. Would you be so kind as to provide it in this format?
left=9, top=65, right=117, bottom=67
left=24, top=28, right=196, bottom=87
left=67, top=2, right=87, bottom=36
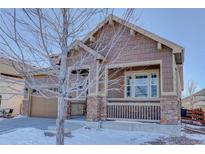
left=107, top=103, right=160, bottom=122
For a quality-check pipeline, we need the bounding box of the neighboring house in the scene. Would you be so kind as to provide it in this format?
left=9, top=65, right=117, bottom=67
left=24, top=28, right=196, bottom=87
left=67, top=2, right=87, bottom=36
left=22, top=15, right=184, bottom=128
left=182, top=89, right=205, bottom=111
left=0, top=57, right=25, bottom=115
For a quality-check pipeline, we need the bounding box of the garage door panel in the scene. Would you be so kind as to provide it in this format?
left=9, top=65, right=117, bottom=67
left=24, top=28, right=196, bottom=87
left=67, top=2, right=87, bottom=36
left=31, top=96, right=57, bottom=118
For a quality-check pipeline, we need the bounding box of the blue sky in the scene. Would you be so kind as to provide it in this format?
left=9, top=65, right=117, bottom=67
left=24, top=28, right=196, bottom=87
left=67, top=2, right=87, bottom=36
left=1, top=9, right=204, bottom=95
left=125, top=9, right=205, bottom=94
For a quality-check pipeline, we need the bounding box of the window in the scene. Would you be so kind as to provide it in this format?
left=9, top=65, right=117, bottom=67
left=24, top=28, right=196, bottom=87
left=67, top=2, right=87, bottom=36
left=151, top=73, right=158, bottom=97
left=134, top=75, right=148, bottom=97
left=126, top=76, right=132, bottom=97
left=49, top=88, right=58, bottom=92
left=125, top=70, right=159, bottom=98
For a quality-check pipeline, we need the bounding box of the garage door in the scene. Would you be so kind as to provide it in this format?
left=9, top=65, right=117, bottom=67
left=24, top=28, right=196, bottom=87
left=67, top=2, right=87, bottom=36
left=30, top=96, right=86, bottom=118
left=30, top=96, right=58, bottom=118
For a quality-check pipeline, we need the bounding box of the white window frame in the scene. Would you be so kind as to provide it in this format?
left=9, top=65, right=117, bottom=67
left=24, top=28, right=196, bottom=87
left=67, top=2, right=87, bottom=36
left=124, top=69, right=159, bottom=99
left=150, top=72, right=159, bottom=98
left=134, top=73, right=149, bottom=98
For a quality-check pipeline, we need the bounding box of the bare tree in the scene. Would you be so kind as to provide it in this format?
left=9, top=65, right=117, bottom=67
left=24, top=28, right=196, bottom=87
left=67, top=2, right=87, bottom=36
left=0, top=8, right=137, bottom=144
left=187, top=79, right=197, bottom=96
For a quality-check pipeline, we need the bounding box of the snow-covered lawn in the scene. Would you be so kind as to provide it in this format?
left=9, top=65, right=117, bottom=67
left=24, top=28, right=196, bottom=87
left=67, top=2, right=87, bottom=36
left=0, top=126, right=205, bottom=145
left=0, top=127, right=165, bottom=145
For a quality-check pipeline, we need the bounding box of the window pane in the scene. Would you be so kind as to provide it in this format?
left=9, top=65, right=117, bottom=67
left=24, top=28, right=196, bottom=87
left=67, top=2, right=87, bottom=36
left=127, top=76, right=132, bottom=85
left=151, top=85, right=157, bottom=97
left=151, top=73, right=157, bottom=85
left=135, top=75, right=148, bottom=97
left=126, top=86, right=131, bottom=97
left=135, top=75, right=148, bottom=85
left=135, top=86, right=148, bottom=97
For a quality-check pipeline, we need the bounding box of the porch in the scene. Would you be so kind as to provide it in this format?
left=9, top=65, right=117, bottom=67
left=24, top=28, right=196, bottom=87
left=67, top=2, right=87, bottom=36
left=102, top=64, right=162, bottom=123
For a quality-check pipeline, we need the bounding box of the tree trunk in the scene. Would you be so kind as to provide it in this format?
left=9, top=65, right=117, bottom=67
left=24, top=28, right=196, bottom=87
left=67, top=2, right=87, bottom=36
left=56, top=8, right=69, bottom=145
left=56, top=95, right=66, bottom=145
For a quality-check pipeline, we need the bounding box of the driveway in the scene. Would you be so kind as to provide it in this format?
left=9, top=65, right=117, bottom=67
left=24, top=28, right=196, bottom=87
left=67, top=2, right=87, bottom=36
left=0, top=117, right=56, bottom=134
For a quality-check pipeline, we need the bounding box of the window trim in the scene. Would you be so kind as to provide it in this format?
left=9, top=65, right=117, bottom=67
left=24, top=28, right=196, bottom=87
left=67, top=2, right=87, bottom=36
left=124, top=69, right=159, bottom=99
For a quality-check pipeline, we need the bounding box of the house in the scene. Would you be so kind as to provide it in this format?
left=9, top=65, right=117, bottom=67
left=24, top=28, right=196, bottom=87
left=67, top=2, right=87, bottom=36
left=0, top=57, right=25, bottom=115
left=182, top=89, right=205, bottom=111
left=22, top=15, right=184, bottom=128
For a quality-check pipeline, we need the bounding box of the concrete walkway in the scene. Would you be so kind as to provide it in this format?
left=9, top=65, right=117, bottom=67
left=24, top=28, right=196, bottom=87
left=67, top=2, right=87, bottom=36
left=0, top=117, right=56, bottom=133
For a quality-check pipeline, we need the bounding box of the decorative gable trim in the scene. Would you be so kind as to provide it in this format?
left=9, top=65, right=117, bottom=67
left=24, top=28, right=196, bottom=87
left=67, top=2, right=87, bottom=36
left=82, top=14, right=184, bottom=54
left=68, top=40, right=106, bottom=61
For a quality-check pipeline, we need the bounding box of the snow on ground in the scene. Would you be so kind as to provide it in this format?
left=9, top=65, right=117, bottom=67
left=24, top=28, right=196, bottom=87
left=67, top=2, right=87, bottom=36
left=182, top=123, right=205, bottom=129
left=13, top=115, right=27, bottom=119
left=0, top=128, right=53, bottom=145
left=182, top=131, right=205, bottom=143
left=0, top=115, right=26, bottom=121
left=65, top=127, right=166, bottom=145
left=0, top=126, right=204, bottom=145
left=0, top=127, right=166, bottom=145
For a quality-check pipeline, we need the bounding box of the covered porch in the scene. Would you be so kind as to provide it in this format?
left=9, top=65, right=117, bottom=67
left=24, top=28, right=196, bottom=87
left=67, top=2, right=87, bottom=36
left=104, top=62, right=162, bottom=123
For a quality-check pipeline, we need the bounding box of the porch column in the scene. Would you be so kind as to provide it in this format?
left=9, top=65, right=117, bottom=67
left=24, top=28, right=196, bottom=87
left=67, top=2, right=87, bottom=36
left=86, top=60, right=100, bottom=121
left=96, top=60, right=99, bottom=95
left=22, top=99, right=29, bottom=115
left=160, top=95, right=181, bottom=125
left=86, top=60, right=108, bottom=121
left=65, top=100, right=71, bottom=119
left=76, top=70, right=80, bottom=97
left=22, top=88, right=31, bottom=116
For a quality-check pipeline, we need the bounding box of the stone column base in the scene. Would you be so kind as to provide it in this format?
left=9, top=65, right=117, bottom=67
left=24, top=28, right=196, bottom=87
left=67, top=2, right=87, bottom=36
left=65, top=100, right=71, bottom=120
left=86, top=95, right=108, bottom=121
left=160, top=96, right=181, bottom=125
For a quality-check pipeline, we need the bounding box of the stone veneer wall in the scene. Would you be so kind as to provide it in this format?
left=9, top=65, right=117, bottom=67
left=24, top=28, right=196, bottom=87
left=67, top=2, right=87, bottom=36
left=160, top=96, right=181, bottom=125
left=86, top=96, right=108, bottom=121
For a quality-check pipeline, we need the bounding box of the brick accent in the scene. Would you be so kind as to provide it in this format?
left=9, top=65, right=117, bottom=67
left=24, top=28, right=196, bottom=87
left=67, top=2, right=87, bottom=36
left=86, top=95, right=108, bottom=121
left=160, top=96, right=181, bottom=125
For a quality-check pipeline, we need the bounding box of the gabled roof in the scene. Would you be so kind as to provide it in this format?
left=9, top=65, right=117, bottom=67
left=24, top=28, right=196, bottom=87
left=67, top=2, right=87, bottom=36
left=0, top=57, right=36, bottom=78
left=68, top=40, right=106, bottom=61
left=83, top=14, right=184, bottom=59
left=183, top=88, right=205, bottom=101
left=0, top=57, right=20, bottom=76
left=193, top=88, right=205, bottom=96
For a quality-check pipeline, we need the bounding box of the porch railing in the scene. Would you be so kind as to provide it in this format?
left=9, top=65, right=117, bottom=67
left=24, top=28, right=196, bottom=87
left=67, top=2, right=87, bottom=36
left=107, top=103, right=160, bottom=122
